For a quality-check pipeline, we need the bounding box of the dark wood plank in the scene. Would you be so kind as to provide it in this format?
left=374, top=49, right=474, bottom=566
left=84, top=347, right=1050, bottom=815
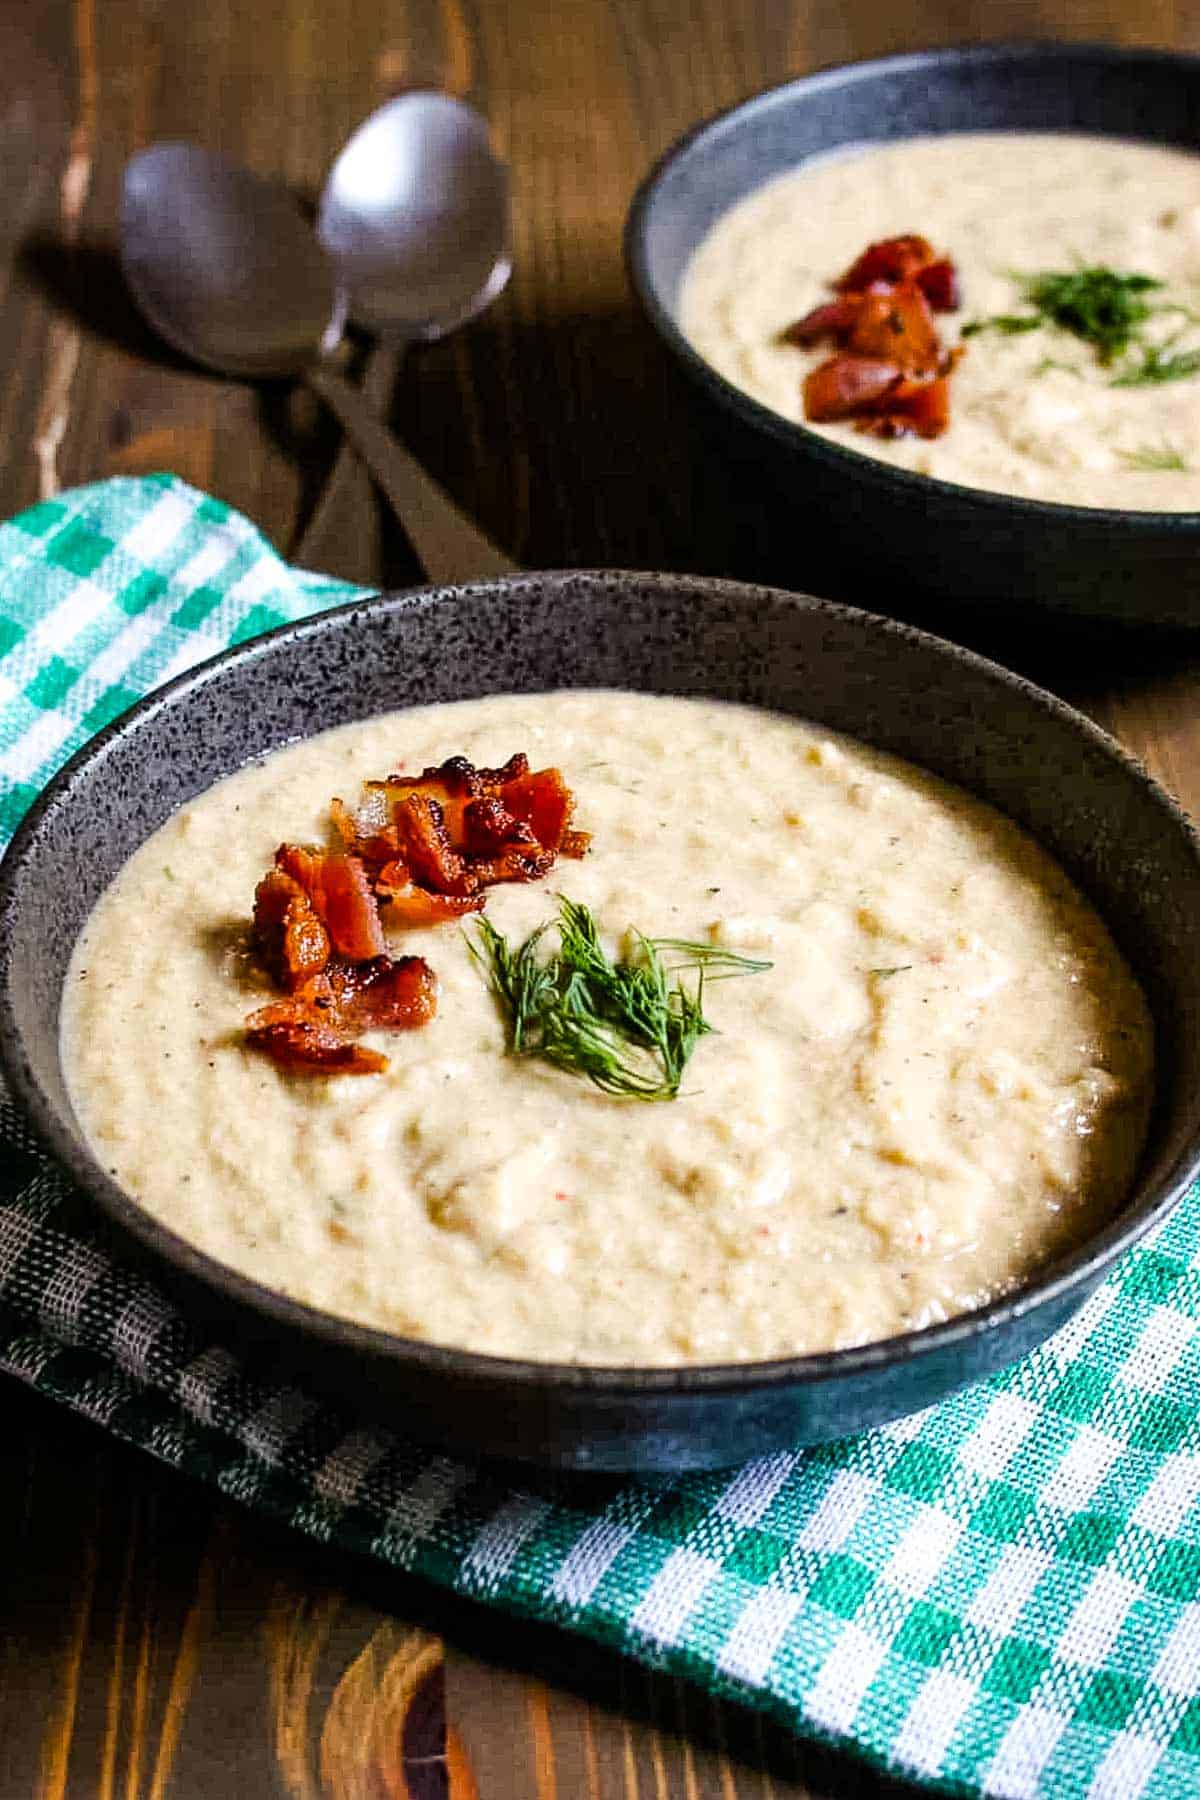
left=5, top=0, right=1200, bottom=1795
left=0, top=1378, right=923, bottom=1799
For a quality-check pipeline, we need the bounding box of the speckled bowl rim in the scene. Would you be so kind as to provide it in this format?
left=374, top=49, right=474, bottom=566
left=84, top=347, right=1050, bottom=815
left=2, top=569, right=1199, bottom=1398
left=625, top=39, right=1200, bottom=533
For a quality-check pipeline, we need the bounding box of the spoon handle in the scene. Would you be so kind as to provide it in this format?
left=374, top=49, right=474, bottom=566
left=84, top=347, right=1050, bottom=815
left=293, top=344, right=403, bottom=580
left=305, top=363, right=519, bottom=584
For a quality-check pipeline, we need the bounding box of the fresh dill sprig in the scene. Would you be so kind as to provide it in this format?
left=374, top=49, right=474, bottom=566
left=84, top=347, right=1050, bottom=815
left=651, top=937, right=777, bottom=977
left=1033, top=356, right=1083, bottom=379
left=469, top=914, right=556, bottom=1052
left=469, top=897, right=771, bottom=1101
left=963, top=268, right=1162, bottom=365
left=961, top=313, right=1043, bottom=340
left=963, top=266, right=1200, bottom=388
left=1022, top=269, right=1160, bottom=364
left=1118, top=442, right=1191, bottom=472
left=1111, top=345, right=1200, bottom=388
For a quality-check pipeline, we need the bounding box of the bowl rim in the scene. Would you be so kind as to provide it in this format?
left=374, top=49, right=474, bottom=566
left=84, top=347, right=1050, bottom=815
left=2, top=566, right=1199, bottom=1396
left=624, top=37, right=1200, bottom=532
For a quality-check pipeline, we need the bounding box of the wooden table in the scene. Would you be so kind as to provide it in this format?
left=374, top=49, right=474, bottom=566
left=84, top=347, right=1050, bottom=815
left=3, top=2, right=1199, bottom=1794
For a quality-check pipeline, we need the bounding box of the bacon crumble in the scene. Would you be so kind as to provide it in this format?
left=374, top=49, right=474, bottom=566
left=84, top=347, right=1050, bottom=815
left=245, top=753, right=588, bottom=1075
left=246, top=955, right=440, bottom=1075
left=252, top=869, right=329, bottom=992
left=784, top=235, right=963, bottom=441
left=275, top=844, right=386, bottom=961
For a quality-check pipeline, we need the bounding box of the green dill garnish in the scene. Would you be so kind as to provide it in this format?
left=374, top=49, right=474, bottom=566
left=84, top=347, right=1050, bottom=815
left=961, top=313, right=1043, bottom=340
left=468, top=897, right=771, bottom=1101
left=869, top=964, right=913, bottom=978
left=1021, top=269, right=1160, bottom=363
left=964, top=266, right=1200, bottom=388
left=469, top=916, right=553, bottom=1053
left=1111, top=344, right=1200, bottom=388
left=964, top=268, right=1161, bottom=364
left=1033, top=356, right=1082, bottom=379
left=1118, top=442, right=1191, bottom=472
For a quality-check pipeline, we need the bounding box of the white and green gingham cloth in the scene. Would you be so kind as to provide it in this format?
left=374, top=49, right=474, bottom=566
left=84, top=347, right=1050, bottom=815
left=4, top=476, right=1200, bottom=1800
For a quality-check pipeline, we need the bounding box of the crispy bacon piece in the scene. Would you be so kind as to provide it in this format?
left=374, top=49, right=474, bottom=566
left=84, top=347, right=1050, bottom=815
left=393, top=793, right=477, bottom=896
left=845, top=285, right=941, bottom=376
left=330, top=795, right=363, bottom=850
left=317, top=854, right=385, bottom=960
left=804, top=355, right=903, bottom=421
left=246, top=954, right=438, bottom=1075
left=364, top=757, right=579, bottom=893
left=835, top=234, right=934, bottom=291
left=325, top=955, right=440, bottom=1032
left=916, top=258, right=960, bottom=313
left=476, top=752, right=530, bottom=786
left=786, top=234, right=962, bottom=441
left=462, top=793, right=536, bottom=857
left=381, top=757, right=528, bottom=845
left=858, top=374, right=951, bottom=441
left=253, top=869, right=330, bottom=990
left=382, top=754, right=538, bottom=847
left=331, top=798, right=406, bottom=887
left=354, top=826, right=403, bottom=873
left=781, top=297, right=862, bottom=347
left=275, top=844, right=385, bottom=962
left=246, top=1018, right=389, bottom=1075
left=468, top=845, right=556, bottom=887
left=502, top=767, right=574, bottom=856
left=385, top=889, right=486, bottom=927
left=377, top=864, right=486, bottom=927
left=385, top=761, right=475, bottom=844
left=805, top=360, right=952, bottom=439
left=784, top=283, right=946, bottom=357
left=243, top=750, right=588, bottom=1074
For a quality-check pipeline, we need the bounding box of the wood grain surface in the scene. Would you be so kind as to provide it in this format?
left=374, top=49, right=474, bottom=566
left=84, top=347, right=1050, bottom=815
left=3, top=1, right=1200, bottom=1794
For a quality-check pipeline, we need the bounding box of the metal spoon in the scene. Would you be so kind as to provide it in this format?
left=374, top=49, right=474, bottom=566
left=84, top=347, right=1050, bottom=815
left=296, top=92, right=512, bottom=573
left=120, top=142, right=515, bottom=582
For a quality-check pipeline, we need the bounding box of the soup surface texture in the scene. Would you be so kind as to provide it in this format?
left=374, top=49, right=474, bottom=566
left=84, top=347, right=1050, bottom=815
left=62, top=691, right=1153, bottom=1365
left=680, top=133, right=1200, bottom=509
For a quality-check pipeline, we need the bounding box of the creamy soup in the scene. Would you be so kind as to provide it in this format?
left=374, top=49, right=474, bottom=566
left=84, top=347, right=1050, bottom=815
left=62, top=691, right=1153, bottom=1366
left=680, top=133, right=1200, bottom=509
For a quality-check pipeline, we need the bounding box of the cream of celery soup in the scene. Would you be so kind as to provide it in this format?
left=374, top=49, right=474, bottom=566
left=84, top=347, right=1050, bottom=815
left=62, top=691, right=1152, bottom=1365
left=680, top=133, right=1200, bottom=509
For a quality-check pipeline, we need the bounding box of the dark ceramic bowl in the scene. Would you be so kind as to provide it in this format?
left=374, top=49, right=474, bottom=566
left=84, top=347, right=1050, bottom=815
left=626, top=42, right=1200, bottom=629
left=2, top=571, right=1200, bottom=1472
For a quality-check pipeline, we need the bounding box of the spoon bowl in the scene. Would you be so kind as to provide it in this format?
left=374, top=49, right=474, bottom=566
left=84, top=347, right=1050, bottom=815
left=122, top=144, right=336, bottom=379
left=317, top=91, right=511, bottom=341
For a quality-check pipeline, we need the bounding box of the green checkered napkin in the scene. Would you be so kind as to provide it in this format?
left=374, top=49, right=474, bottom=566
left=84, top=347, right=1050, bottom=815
left=4, top=476, right=1200, bottom=1800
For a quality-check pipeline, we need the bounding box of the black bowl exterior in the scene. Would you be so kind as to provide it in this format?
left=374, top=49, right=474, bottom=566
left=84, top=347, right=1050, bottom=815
left=3, top=570, right=1200, bottom=1471
left=626, top=43, right=1200, bottom=629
